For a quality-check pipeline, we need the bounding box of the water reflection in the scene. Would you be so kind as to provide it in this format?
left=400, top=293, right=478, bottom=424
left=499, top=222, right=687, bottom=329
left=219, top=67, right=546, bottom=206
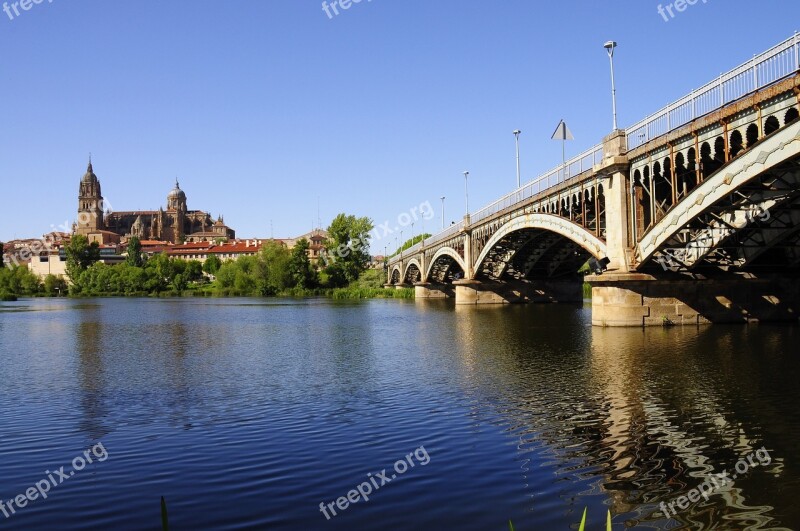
left=0, top=298, right=798, bottom=529
left=75, top=303, right=111, bottom=441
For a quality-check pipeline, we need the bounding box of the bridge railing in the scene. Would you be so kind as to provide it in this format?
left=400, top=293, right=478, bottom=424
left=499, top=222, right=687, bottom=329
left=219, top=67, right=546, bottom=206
left=627, top=32, right=800, bottom=149
left=470, top=144, right=603, bottom=225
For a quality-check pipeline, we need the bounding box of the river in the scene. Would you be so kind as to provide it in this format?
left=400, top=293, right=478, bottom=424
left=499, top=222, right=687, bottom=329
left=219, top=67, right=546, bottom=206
left=0, top=298, right=798, bottom=530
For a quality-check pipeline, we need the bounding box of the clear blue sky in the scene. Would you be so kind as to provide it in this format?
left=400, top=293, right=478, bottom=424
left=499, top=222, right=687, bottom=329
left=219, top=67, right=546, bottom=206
left=1, top=0, right=798, bottom=248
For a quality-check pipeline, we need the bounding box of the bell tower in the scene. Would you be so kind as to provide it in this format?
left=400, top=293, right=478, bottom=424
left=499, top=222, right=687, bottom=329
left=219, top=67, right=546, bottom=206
left=166, top=180, right=187, bottom=243
left=76, top=158, right=105, bottom=236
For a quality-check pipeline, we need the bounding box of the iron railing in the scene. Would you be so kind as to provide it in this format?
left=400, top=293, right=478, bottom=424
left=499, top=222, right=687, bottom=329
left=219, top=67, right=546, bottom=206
left=627, top=32, right=800, bottom=149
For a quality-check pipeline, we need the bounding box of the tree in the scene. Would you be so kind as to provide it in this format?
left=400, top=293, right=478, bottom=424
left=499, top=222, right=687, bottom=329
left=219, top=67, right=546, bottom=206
left=324, top=213, right=374, bottom=286
left=184, top=260, right=203, bottom=282
left=43, top=274, right=68, bottom=296
left=288, top=238, right=318, bottom=289
left=144, top=253, right=174, bottom=292
left=126, top=236, right=143, bottom=267
left=395, top=233, right=432, bottom=255
left=257, top=241, right=292, bottom=295
left=65, top=235, right=100, bottom=285
left=203, top=254, right=222, bottom=275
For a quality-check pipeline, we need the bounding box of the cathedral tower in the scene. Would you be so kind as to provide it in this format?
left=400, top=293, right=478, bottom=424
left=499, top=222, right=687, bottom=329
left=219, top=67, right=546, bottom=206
left=76, top=159, right=105, bottom=236
left=166, top=180, right=187, bottom=242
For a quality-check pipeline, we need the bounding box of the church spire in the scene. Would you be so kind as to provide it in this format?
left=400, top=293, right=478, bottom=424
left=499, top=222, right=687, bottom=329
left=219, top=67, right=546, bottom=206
left=88, top=153, right=93, bottom=173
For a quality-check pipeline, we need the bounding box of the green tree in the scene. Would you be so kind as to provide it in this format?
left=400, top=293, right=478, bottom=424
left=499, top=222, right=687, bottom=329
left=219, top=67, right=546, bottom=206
left=394, top=233, right=432, bottom=256
left=144, top=253, right=175, bottom=293
left=172, top=273, right=187, bottom=292
left=288, top=238, right=318, bottom=289
left=43, top=274, right=68, bottom=296
left=257, top=241, right=292, bottom=295
left=324, top=213, right=374, bottom=286
left=126, top=236, right=144, bottom=267
left=65, top=235, right=101, bottom=286
left=203, top=254, right=222, bottom=275
left=184, top=260, right=203, bottom=282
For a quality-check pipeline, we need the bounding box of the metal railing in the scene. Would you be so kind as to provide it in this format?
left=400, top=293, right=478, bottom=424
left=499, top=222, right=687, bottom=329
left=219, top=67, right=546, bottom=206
left=389, top=32, right=800, bottom=266
left=627, top=32, right=800, bottom=149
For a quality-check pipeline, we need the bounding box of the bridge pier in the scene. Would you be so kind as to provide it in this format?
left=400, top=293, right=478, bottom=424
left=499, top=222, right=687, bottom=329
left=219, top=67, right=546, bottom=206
left=414, top=282, right=454, bottom=299
left=587, top=273, right=800, bottom=326
left=453, top=278, right=583, bottom=305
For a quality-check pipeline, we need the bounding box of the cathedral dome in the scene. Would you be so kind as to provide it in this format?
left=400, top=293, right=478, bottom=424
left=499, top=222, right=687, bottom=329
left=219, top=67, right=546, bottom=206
left=168, top=180, right=186, bottom=200
left=82, top=161, right=98, bottom=184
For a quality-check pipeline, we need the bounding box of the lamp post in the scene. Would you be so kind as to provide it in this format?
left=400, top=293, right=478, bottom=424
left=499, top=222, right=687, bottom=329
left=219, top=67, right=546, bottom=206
left=440, top=196, right=445, bottom=230
left=513, top=130, right=522, bottom=189
left=462, top=171, right=470, bottom=216
left=604, top=41, right=619, bottom=131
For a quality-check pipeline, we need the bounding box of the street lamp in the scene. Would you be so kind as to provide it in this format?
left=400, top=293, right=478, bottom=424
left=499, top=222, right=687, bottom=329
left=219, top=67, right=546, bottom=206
left=604, top=40, right=619, bottom=131
left=440, top=196, right=445, bottom=230
left=513, top=130, right=522, bottom=189
left=462, top=171, right=470, bottom=216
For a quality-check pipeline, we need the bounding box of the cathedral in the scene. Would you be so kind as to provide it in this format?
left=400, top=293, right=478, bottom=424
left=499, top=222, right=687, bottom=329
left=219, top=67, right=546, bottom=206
left=74, top=161, right=235, bottom=244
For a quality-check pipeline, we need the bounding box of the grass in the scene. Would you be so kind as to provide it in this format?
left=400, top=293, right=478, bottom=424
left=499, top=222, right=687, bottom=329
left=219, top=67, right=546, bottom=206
left=510, top=508, right=613, bottom=530
left=330, top=287, right=414, bottom=299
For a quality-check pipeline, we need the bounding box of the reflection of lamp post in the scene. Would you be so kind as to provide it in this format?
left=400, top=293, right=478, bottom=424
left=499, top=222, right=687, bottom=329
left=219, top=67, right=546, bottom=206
left=440, top=196, right=445, bottom=230
left=604, top=40, right=619, bottom=131
left=462, top=171, right=470, bottom=216
left=513, top=130, right=522, bottom=189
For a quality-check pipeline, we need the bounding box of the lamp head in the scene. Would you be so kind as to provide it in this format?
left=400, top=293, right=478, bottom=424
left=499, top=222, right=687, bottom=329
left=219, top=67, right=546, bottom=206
left=513, top=129, right=521, bottom=136
left=604, top=40, right=617, bottom=56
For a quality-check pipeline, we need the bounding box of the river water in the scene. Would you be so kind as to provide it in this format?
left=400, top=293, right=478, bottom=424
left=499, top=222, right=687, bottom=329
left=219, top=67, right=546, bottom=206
left=0, top=298, right=798, bottom=530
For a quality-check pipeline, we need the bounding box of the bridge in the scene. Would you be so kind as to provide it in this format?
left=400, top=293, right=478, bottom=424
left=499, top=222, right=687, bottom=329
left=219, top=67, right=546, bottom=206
left=387, top=33, right=800, bottom=326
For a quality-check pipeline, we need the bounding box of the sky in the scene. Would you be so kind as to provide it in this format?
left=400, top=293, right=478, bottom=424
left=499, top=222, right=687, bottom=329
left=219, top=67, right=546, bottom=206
left=1, top=0, right=798, bottom=250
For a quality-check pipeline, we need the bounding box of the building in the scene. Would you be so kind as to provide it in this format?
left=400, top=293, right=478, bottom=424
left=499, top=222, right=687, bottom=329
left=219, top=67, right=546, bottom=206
left=74, top=161, right=235, bottom=244
left=281, top=229, right=329, bottom=265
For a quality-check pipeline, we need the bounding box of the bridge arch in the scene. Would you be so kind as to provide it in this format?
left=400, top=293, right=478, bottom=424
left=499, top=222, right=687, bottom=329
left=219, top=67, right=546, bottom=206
left=389, top=265, right=402, bottom=285
left=403, top=259, right=423, bottom=284
left=425, top=247, right=466, bottom=283
left=473, top=213, right=607, bottom=280
left=636, top=120, right=800, bottom=267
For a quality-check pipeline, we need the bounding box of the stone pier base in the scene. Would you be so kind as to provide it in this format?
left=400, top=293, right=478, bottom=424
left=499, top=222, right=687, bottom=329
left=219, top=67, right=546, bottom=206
left=454, top=278, right=583, bottom=305
left=587, top=273, right=800, bottom=327
left=414, top=282, right=454, bottom=299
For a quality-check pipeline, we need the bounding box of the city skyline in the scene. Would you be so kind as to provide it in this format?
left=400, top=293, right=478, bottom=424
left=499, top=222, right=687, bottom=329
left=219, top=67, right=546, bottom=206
left=1, top=1, right=798, bottom=242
